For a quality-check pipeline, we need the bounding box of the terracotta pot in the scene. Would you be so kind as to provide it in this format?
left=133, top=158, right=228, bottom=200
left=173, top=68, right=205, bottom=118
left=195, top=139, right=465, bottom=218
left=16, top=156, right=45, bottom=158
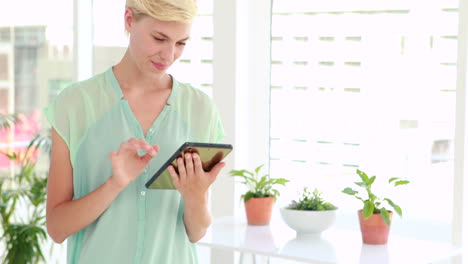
left=358, top=210, right=393, bottom=244
left=244, top=196, right=275, bottom=225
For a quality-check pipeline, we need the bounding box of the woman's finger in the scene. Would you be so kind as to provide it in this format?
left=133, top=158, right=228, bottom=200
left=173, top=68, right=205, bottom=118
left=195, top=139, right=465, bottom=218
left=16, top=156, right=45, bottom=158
left=140, top=153, right=155, bottom=164
left=208, top=162, right=226, bottom=179
left=127, top=137, right=138, bottom=144
left=168, top=165, right=180, bottom=189
left=184, top=153, right=194, bottom=176
left=153, top=145, right=160, bottom=153
left=121, top=138, right=156, bottom=155
left=132, top=139, right=155, bottom=153
left=192, top=153, right=204, bottom=175
left=109, top=151, right=118, bottom=162
left=120, top=138, right=138, bottom=150
left=177, top=157, right=186, bottom=183
left=119, top=141, right=133, bottom=152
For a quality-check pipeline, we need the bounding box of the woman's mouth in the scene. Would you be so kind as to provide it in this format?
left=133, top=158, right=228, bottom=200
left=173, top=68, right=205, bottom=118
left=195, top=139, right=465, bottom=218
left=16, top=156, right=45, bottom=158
left=152, top=62, right=167, bottom=70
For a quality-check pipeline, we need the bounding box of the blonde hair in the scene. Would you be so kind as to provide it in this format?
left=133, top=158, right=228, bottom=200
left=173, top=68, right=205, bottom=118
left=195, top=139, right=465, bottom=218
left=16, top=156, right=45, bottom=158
left=126, top=0, right=197, bottom=22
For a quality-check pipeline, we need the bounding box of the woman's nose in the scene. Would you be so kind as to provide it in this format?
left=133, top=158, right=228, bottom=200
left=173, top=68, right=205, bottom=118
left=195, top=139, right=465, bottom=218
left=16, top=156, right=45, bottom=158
left=159, top=43, right=175, bottom=62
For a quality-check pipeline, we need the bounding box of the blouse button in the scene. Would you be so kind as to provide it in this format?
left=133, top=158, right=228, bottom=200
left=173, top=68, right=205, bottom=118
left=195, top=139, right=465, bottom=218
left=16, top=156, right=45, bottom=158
left=140, top=191, right=146, bottom=196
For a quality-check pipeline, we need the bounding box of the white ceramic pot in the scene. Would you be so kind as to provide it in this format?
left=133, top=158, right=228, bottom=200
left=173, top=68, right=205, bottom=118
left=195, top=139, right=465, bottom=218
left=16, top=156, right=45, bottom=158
left=280, top=207, right=337, bottom=236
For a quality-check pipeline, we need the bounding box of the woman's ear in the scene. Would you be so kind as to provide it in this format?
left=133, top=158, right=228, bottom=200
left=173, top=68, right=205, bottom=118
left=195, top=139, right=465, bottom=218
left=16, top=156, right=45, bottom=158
left=124, top=7, right=134, bottom=34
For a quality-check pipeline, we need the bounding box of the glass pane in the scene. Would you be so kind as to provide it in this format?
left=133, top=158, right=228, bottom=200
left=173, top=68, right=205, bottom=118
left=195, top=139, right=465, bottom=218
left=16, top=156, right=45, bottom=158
left=270, top=0, right=459, bottom=242
left=0, top=0, right=73, bottom=171
left=0, top=0, right=73, bottom=262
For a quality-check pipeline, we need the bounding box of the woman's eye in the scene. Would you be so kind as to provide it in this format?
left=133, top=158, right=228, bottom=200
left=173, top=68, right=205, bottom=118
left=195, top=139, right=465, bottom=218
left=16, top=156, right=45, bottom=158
left=177, top=42, right=186, bottom=46
left=153, top=37, right=164, bottom=41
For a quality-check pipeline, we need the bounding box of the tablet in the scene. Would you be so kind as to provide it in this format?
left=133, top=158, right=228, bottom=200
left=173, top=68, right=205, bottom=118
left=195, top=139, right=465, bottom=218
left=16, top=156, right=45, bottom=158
left=145, top=142, right=233, bottom=189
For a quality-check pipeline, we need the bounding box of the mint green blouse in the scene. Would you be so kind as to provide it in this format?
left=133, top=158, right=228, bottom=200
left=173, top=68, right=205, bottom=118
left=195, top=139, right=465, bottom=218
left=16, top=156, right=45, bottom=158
left=44, top=68, right=224, bottom=264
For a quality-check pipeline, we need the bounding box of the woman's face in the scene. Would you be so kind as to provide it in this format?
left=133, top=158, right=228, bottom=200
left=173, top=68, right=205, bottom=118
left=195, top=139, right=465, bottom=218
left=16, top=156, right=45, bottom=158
left=125, top=9, right=191, bottom=77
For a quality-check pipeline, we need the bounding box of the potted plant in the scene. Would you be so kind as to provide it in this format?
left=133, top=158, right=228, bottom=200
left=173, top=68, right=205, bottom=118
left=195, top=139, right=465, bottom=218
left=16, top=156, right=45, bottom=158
left=342, top=169, right=410, bottom=244
left=280, top=187, right=338, bottom=236
left=0, top=131, right=51, bottom=263
left=229, top=164, right=289, bottom=225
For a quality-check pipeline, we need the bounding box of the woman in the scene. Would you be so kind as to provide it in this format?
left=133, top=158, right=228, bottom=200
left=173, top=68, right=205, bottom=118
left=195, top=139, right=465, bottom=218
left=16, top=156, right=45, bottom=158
left=44, top=0, right=225, bottom=263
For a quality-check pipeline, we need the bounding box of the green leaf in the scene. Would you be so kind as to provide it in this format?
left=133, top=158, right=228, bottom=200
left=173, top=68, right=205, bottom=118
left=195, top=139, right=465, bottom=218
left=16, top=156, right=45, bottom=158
left=374, top=201, right=381, bottom=208
left=229, top=170, right=255, bottom=184
left=272, top=178, right=289, bottom=185
left=271, top=189, right=280, bottom=200
left=229, top=170, right=249, bottom=177
left=354, top=181, right=367, bottom=187
left=3, top=223, right=47, bottom=263
left=232, top=165, right=288, bottom=198
left=394, top=180, right=410, bottom=187
left=289, top=187, right=336, bottom=211
left=356, top=169, right=369, bottom=183
left=388, top=177, right=399, bottom=183
left=256, top=176, right=269, bottom=191
left=229, top=169, right=254, bottom=178
left=368, top=176, right=376, bottom=186
left=381, top=208, right=391, bottom=226
left=363, top=200, right=374, bottom=218
left=342, top=187, right=358, bottom=196
left=27, top=134, right=49, bottom=153
left=254, top=164, right=264, bottom=176
left=243, top=192, right=255, bottom=202
left=384, top=198, right=402, bottom=217
left=5, top=152, right=17, bottom=161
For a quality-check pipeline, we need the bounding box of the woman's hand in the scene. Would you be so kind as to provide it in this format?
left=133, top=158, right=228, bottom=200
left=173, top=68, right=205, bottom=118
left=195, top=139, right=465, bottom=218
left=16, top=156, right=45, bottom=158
left=108, top=138, right=159, bottom=189
left=168, top=152, right=225, bottom=199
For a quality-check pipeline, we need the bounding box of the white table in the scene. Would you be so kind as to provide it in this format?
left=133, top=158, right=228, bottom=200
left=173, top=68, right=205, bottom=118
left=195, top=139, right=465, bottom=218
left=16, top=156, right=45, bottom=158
left=198, top=216, right=462, bottom=264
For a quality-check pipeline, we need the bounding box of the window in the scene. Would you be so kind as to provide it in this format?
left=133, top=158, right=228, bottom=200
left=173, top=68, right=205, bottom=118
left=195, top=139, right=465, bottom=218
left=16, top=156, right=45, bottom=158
left=0, top=54, right=8, bottom=81
left=270, top=0, right=459, bottom=242
left=169, top=0, right=214, bottom=96
left=0, top=1, right=73, bottom=262
left=0, top=0, right=74, bottom=167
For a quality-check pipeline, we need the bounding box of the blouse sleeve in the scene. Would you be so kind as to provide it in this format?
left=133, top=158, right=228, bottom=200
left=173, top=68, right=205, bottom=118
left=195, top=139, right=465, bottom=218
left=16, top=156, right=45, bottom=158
left=43, top=85, right=91, bottom=165
left=43, top=88, right=73, bottom=149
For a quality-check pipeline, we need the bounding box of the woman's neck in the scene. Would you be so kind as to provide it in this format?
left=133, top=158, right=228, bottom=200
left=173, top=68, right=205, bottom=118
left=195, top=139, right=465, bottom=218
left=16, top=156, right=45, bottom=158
left=113, top=50, right=170, bottom=94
